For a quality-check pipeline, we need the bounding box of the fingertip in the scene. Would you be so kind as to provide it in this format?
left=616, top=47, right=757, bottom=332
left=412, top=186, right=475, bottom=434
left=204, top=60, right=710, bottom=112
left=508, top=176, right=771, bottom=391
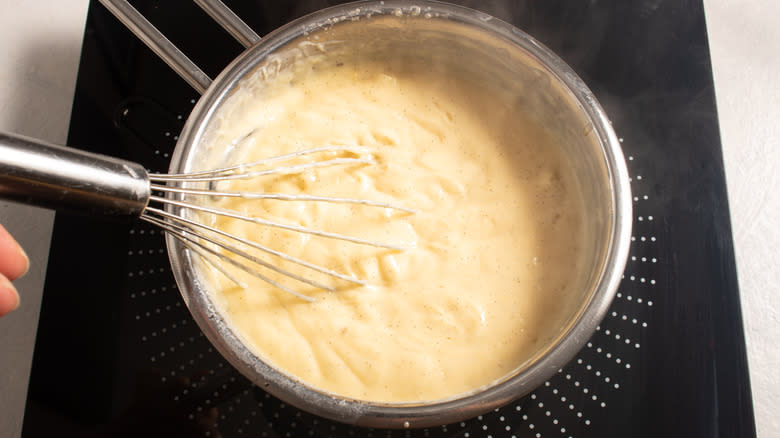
left=0, top=274, right=20, bottom=317
left=0, top=224, right=30, bottom=280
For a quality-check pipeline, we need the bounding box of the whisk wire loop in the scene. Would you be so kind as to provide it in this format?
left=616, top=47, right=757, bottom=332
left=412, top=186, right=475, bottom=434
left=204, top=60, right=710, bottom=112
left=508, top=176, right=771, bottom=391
left=153, top=195, right=408, bottom=251
left=149, top=145, right=373, bottom=180
left=144, top=143, right=413, bottom=300
left=146, top=206, right=367, bottom=286
left=150, top=157, right=375, bottom=182
left=142, top=213, right=319, bottom=302
left=149, top=185, right=417, bottom=213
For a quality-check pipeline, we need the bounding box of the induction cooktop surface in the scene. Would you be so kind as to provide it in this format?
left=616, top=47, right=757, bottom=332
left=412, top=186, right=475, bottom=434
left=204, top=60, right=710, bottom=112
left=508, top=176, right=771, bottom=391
left=22, top=1, right=754, bottom=437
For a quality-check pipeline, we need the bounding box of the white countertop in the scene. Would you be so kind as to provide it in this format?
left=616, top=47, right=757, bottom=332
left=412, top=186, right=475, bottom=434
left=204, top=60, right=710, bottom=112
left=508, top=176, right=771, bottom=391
left=0, top=1, right=777, bottom=436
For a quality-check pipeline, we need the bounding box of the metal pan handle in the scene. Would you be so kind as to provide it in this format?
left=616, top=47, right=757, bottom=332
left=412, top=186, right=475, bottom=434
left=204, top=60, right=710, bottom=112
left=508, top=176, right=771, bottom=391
left=193, top=0, right=261, bottom=48
left=97, top=0, right=260, bottom=94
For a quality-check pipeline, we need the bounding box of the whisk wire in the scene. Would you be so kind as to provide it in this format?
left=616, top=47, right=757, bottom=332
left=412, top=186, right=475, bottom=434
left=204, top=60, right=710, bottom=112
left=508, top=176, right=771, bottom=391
left=150, top=157, right=375, bottom=182
left=150, top=184, right=417, bottom=213
left=142, top=213, right=319, bottom=301
left=186, top=244, right=249, bottom=289
left=152, top=195, right=408, bottom=250
left=146, top=206, right=366, bottom=286
left=150, top=145, right=373, bottom=180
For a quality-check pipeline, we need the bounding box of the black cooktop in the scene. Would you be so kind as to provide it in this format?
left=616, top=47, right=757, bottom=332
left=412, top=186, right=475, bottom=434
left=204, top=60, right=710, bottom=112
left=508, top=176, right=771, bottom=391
left=21, top=1, right=755, bottom=437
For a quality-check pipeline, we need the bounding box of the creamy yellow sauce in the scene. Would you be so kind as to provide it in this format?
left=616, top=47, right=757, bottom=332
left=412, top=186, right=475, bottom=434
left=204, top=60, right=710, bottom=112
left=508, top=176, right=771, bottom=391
left=193, top=48, right=585, bottom=402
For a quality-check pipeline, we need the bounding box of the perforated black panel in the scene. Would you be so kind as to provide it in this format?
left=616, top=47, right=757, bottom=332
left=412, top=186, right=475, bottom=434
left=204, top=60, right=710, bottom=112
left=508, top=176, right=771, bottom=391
left=22, top=1, right=754, bottom=437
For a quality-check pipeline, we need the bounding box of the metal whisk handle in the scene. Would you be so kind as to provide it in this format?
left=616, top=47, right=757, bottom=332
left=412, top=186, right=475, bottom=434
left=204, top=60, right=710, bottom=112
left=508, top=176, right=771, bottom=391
left=0, top=131, right=150, bottom=217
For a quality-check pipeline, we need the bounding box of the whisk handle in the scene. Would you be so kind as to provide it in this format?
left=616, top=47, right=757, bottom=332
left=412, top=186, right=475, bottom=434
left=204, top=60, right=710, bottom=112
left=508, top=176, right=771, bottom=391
left=0, top=131, right=150, bottom=218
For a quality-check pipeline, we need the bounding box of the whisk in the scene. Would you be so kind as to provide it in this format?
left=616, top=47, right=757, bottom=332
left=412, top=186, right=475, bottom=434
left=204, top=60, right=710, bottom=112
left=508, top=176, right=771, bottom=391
left=0, top=131, right=412, bottom=301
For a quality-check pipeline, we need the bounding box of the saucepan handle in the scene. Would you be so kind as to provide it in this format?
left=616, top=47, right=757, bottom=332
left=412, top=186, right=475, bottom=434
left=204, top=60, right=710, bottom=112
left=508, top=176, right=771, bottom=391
left=97, top=0, right=261, bottom=94
left=192, top=0, right=261, bottom=48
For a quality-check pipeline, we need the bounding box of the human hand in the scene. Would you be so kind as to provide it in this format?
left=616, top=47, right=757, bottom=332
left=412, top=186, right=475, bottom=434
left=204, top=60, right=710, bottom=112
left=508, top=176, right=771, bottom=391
left=0, top=224, right=29, bottom=317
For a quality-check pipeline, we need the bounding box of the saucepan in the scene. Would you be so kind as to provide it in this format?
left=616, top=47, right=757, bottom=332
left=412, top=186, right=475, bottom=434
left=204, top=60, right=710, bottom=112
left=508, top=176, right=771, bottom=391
left=5, top=0, right=633, bottom=429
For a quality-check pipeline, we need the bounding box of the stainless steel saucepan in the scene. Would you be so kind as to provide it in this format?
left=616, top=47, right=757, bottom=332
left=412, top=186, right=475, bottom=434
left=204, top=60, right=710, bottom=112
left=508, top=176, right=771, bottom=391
left=0, top=0, right=631, bottom=428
